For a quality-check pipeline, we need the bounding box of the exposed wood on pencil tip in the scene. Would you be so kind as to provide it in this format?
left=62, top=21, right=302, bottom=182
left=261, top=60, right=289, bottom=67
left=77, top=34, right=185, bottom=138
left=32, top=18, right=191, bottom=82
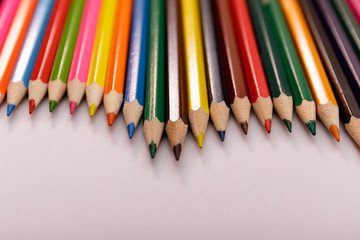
left=210, top=101, right=230, bottom=133
left=188, top=107, right=209, bottom=147
left=317, top=101, right=340, bottom=137
left=345, top=116, right=360, bottom=147
left=273, top=93, right=293, bottom=124
left=165, top=118, right=188, bottom=149
left=231, top=96, right=251, bottom=127
left=143, top=117, right=165, bottom=149
left=252, top=96, right=273, bottom=130
left=123, top=100, right=143, bottom=130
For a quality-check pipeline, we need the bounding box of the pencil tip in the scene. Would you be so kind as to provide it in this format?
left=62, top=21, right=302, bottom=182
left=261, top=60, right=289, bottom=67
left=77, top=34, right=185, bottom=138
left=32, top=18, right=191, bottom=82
left=330, top=124, right=340, bottom=142
left=283, top=119, right=292, bottom=132
left=7, top=104, right=15, bottom=116
left=173, top=144, right=182, bottom=160
left=127, top=123, right=135, bottom=139
left=218, top=130, right=226, bottom=141
left=88, top=104, right=97, bottom=117
left=265, top=119, right=271, bottom=134
left=197, top=133, right=205, bottom=148
left=240, top=122, right=248, bottom=135
left=69, top=101, right=77, bottom=114
left=306, top=120, right=316, bottom=136
left=49, top=100, right=57, bottom=112
left=107, top=112, right=116, bottom=126
left=149, top=142, right=157, bottom=158
left=29, top=99, right=35, bottom=115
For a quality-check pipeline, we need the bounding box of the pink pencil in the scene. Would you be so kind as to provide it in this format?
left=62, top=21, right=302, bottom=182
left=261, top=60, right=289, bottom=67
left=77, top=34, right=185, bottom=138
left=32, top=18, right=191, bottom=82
left=67, top=0, right=102, bottom=114
left=347, top=0, right=360, bottom=24
left=0, top=0, right=21, bottom=53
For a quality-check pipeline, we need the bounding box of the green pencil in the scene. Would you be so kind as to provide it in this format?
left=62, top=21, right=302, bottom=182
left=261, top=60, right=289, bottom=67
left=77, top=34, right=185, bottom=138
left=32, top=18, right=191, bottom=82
left=248, top=0, right=293, bottom=132
left=48, top=0, right=85, bottom=112
left=266, top=0, right=316, bottom=135
left=331, top=0, right=360, bottom=60
left=143, top=0, right=165, bottom=158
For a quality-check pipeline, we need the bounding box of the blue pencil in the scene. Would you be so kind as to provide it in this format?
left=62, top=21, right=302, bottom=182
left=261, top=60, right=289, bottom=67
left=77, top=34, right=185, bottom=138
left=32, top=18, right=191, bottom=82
left=123, top=0, right=150, bottom=139
left=7, top=0, right=54, bottom=116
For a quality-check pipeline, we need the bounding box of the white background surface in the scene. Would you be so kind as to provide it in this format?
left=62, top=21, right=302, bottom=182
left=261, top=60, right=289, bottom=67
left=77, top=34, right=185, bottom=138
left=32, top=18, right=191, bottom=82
left=0, top=98, right=359, bottom=240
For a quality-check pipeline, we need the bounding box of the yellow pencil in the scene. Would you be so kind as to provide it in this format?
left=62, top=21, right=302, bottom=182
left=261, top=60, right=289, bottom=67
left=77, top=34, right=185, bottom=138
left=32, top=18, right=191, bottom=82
left=279, top=0, right=340, bottom=141
left=181, top=0, right=209, bottom=148
left=85, top=0, right=117, bottom=117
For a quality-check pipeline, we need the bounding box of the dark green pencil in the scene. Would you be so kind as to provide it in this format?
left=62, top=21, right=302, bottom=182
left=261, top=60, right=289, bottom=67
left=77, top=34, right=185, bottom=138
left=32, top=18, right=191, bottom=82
left=143, top=0, right=166, bottom=158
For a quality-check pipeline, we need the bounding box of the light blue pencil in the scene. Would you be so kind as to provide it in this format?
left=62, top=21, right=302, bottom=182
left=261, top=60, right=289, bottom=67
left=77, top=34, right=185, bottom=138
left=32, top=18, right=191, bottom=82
left=123, top=0, right=150, bottom=139
left=7, top=0, right=54, bottom=116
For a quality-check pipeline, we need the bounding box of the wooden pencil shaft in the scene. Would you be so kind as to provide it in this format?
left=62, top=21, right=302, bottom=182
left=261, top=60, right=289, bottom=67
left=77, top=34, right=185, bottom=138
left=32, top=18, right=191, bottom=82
left=124, top=0, right=149, bottom=105
left=230, top=0, right=270, bottom=103
left=314, top=0, right=360, bottom=107
left=214, top=0, right=248, bottom=104
left=266, top=0, right=313, bottom=106
left=199, top=0, right=227, bottom=105
left=167, top=0, right=188, bottom=123
left=248, top=0, right=292, bottom=99
left=181, top=0, right=209, bottom=112
left=49, top=0, right=85, bottom=83
left=144, top=0, right=165, bottom=122
left=331, top=0, right=360, bottom=59
left=300, top=0, right=360, bottom=123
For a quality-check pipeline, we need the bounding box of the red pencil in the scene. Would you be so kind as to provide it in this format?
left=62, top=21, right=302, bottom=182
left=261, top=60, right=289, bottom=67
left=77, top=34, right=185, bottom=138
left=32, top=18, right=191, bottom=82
left=229, top=0, right=273, bottom=133
left=28, top=0, right=71, bottom=114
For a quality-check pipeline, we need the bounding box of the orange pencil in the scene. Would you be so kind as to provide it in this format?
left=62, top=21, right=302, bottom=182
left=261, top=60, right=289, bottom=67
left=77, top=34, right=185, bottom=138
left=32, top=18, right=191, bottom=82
left=279, top=0, right=340, bottom=141
left=0, top=0, right=38, bottom=104
left=103, top=0, right=133, bottom=126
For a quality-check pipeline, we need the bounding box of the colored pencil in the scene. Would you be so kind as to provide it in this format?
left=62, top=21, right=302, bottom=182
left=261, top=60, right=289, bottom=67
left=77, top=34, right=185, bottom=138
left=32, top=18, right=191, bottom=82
left=347, top=0, right=360, bottom=25
left=265, top=0, right=316, bottom=135
left=181, top=0, right=210, bottom=148
left=332, top=0, right=360, bottom=59
left=313, top=0, right=360, bottom=108
left=48, top=0, right=85, bottom=112
left=28, top=0, right=71, bottom=114
left=300, top=0, right=360, bottom=146
left=165, top=0, right=188, bottom=160
left=0, top=0, right=21, bottom=53
left=248, top=0, right=293, bottom=132
left=143, top=0, right=165, bottom=158
left=103, top=0, right=133, bottom=126
left=7, top=0, right=54, bottom=116
left=279, top=0, right=340, bottom=141
left=67, top=0, right=102, bottom=114
left=214, top=0, right=251, bottom=135
left=0, top=0, right=38, bottom=104
left=199, top=0, right=229, bottom=141
left=123, top=0, right=150, bottom=139
left=86, top=0, right=117, bottom=117
left=230, top=0, right=273, bottom=133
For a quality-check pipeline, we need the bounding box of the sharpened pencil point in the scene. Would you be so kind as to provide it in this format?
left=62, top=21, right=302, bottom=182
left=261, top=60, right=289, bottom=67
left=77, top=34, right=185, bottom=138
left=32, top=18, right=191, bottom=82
left=306, top=120, right=316, bottom=136
left=49, top=100, right=57, bottom=112
left=240, top=122, right=248, bottom=135
left=29, top=99, right=35, bottom=115
left=283, top=119, right=292, bottom=132
left=265, top=119, right=271, bottom=134
left=197, top=133, right=205, bottom=148
left=69, top=101, right=77, bottom=114
left=173, top=144, right=182, bottom=160
left=149, top=142, right=157, bottom=158
left=7, top=104, right=15, bottom=116
left=107, top=112, right=116, bottom=126
left=89, top=104, right=97, bottom=117
left=218, top=131, right=226, bottom=141
left=330, top=124, right=340, bottom=142
left=127, top=123, right=135, bottom=139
